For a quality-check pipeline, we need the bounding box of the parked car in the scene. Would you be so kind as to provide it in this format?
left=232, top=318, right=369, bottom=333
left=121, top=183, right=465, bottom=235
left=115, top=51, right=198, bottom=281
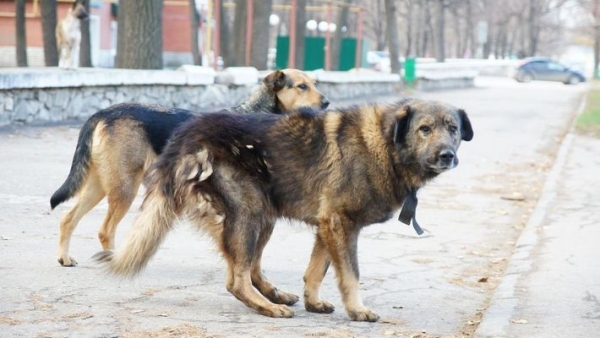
left=514, top=57, right=586, bottom=85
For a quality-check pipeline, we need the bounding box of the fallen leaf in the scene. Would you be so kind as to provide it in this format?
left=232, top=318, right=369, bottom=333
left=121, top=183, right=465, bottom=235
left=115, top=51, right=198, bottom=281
left=510, top=319, right=528, bottom=324
left=501, top=192, right=525, bottom=201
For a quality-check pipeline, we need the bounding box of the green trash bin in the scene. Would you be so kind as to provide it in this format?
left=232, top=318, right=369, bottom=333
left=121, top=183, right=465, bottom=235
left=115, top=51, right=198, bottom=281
left=404, top=58, right=416, bottom=88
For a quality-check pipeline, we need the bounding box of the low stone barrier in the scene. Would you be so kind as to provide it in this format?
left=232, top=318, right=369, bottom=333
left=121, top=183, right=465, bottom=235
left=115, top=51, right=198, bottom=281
left=411, top=62, right=478, bottom=91
left=0, top=67, right=401, bottom=127
left=415, top=71, right=478, bottom=91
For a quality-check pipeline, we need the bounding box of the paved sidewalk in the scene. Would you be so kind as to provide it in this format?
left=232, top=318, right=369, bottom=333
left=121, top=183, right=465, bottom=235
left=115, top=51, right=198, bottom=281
left=475, top=129, right=600, bottom=337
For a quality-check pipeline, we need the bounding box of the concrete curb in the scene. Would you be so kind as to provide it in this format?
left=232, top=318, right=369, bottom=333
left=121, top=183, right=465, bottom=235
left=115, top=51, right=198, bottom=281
left=474, top=95, right=587, bottom=337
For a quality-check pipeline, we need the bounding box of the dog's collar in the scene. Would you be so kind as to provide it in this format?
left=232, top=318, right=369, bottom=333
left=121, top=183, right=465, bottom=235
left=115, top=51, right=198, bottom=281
left=398, top=189, right=424, bottom=235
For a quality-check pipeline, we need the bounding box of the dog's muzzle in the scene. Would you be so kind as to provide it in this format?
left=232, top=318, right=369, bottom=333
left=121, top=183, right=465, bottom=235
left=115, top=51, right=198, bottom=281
left=437, top=149, right=458, bottom=169
left=320, top=98, right=330, bottom=109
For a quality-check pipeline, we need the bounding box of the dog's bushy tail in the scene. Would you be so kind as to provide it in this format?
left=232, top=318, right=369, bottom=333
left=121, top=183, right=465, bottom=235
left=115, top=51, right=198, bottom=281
left=50, top=115, right=100, bottom=209
left=93, top=132, right=215, bottom=277
left=93, top=185, right=177, bottom=277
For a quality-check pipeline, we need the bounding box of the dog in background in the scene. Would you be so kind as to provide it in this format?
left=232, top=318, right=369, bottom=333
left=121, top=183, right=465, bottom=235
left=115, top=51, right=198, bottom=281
left=56, top=0, right=88, bottom=69
left=50, top=69, right=329, bottom=267
left=95, top=98, right=473, bottom=321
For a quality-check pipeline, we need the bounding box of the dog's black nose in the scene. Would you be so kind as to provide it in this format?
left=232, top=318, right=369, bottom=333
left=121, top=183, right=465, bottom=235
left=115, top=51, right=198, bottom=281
left=439, top=149, right=455, bottom=164
left=321, top=98, right=330, bottom=109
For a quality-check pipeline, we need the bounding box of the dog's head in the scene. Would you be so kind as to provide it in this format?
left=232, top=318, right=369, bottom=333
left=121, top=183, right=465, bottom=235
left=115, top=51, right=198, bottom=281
left=392, top=99, right=473, bottom=175
left=72, top=0, right=89, bottom=20
left=263, top=69, right=330, bottom=113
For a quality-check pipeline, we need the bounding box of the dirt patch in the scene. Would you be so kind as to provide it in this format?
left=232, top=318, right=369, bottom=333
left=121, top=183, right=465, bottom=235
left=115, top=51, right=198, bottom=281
left=121, top=323, right=224, bottom=338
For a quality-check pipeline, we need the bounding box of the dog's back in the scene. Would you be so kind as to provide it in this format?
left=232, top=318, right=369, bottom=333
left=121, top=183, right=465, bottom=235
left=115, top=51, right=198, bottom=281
left=95, top=103, right=195, bottom=154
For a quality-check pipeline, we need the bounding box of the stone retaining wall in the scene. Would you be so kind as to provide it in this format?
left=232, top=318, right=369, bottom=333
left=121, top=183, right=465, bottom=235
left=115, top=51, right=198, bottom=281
left=0, top=68, right=401, bottom=127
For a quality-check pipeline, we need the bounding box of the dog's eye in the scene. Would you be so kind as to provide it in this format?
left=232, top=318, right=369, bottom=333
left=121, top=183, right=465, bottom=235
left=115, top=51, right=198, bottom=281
left=419, top=126, right=431, bottom=134
left=298, top=84, right=308, bottom=90
left=448, top=125, right=458, bottom=134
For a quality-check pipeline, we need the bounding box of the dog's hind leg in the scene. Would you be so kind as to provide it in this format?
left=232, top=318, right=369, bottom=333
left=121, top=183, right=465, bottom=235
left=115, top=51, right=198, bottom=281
left=57, top=170, right=105, bottom=266
left=250, top=223, right=299, bottom=306
left=97, top=176, right=143, bottom=251
left=221, top=217, right=294, bottom=318
left=317, top=213, right=380, bottom=322
left=303, top=234, right=335, bottom=314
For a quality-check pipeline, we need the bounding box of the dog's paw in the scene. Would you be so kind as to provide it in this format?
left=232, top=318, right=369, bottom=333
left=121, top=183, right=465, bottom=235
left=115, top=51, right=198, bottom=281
left=348, top=307, right=380, bottom=322
left=305, top=300, right=335, bottom=313
left=266, top=288, right=300, bottom=306
left=262, top=304, right=294, bottom=318
left=58, top=256, right=77, bottom=267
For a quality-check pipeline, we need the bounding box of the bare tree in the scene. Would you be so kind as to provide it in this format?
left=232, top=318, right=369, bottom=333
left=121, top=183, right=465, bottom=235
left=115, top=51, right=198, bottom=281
left=364, top=0, right=387, bottom=51
left=116, top=0, right=163, bottom=69
left=578, top=0, right=600, bottom=77
left=16, top=0, right=28, bottom=67
left=39, top=0, right=58, bottom=66
left=80, top=0, right=92, bottom=67
left=189, top=0, right=201, bottom=65
left=294, top=0, right=307, bottom=69
left=385, top=0, right=401, bottom=73
left=219, top=0, right=232, bottom=67
left=403, top=0, right=415, bottom=57
left=435, top=0, right=446, bottom=61
left=232, top=0, right=248, bottom=66
left=331, top=0, right=352, bottom=71
left=528, top=0, right=541, bottom=56
left=115, top=0, right=127, bottom=66
left=250, top=0, right=273, bottom=69
left=593, top=0, right=600, bottom=78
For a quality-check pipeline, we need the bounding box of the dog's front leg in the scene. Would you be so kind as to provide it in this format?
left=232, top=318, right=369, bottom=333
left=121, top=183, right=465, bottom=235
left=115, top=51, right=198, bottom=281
left=71, top=42, right=80, bottom=69
left=58, top=43, right=69, bottom=69
left=303, top=234, right=334, bottom=313
left=317, top=213, right=380, bottom=322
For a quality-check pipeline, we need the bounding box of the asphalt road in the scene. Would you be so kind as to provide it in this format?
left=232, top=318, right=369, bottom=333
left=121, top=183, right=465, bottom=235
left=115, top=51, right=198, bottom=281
left=0, top=77, right=587, bottom=337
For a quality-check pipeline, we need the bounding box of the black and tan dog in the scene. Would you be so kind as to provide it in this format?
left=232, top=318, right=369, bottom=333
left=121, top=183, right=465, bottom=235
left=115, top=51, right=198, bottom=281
left=51, top=69, right=329, bottom=267
left=95, top=98, right=473, bottom=321
left=56, top=0, right=88, bottom=69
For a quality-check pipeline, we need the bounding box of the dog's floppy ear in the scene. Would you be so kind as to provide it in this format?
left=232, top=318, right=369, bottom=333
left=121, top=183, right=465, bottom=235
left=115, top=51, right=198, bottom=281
left=263, top=70, right=287, bottom=92
left=394, top=105, right=413, bottom=145
left=458, top=109, right=473, bottom=141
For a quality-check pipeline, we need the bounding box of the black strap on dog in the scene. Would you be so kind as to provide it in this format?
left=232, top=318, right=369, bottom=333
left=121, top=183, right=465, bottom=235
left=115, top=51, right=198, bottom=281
left=399, top=189, right=424, bottom=235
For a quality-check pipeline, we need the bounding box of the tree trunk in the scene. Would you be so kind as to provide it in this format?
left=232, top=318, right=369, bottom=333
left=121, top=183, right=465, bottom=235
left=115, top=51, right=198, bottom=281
left=115, top=0, right=127, bottom=66
left=421, top=0, right=433, bottom=57
left=232, top=0, right=247, bottom=66
left=40, top=0, right=58, bottom=66
left=250, top=0, right=272, bottom=69
left=594, top=0, right=600, bottom=78
left=80, top=0, right=92, bottom=67
left=435, top=0, right=445, bottom=62
left=466, top=0, right=476, bottom=58
left=375, top=0, right=386, bottom=51
left=16, top=0, right=28, bottom=67
left=451, top=7, right=461, bottom=58
left=415, top=1, right=423, bottom=56
left=404, top=0, right=414, bottom=57
left=528, top=0, right=539, bottom=56
left=116, top=0, right=163, bottom=69
left=189, top=0, right=201, bottom=65
left=219, top=0, right=232, bottom=67
left=294, top=0, right=307, bottom=69
left=385, top=0, right=401, bottom=74
left=331, top=0, right=352, bottom=71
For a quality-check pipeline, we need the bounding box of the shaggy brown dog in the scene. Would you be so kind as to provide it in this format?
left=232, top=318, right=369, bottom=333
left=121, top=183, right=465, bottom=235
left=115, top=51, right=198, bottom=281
left=95, top=98, right=473, bottom=322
